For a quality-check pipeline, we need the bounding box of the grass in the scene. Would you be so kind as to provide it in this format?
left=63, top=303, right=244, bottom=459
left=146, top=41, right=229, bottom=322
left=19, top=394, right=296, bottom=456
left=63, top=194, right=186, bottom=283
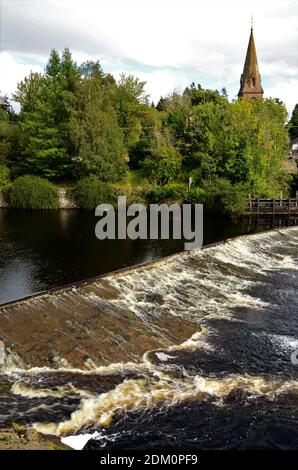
left=51, top=444, right=68, bottom=450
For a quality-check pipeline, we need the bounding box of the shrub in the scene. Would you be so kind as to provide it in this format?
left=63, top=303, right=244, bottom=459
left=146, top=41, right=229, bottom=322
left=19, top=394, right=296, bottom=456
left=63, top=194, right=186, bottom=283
left=142, top=145, right=182, bottom=184
left=202, top=178, right=248, bottom=214
left=186, top=187, right=208, bottom=204
left=220, top=182, right=249, bottom=215
left=112, top=185, right=148, bottom=206
left=146, top=183, right=187, bottom=204
left=69, top=176, right=115, bottom=210
left=6, top=175, right=59, bottom=209
left=289, top=173, right=298, bottom=197
left=0, top=165, right=10, bottom=187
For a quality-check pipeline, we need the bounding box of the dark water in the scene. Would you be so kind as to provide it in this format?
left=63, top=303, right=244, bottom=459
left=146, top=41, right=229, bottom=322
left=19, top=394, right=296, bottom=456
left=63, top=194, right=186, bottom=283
left=0, top=227, right=297, bottom=450
left=0, top=208, right=296, bottom=305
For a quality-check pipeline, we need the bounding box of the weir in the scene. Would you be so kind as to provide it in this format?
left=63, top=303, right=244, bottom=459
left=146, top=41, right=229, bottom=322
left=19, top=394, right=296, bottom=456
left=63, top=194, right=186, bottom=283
left=0, top=226, right=297, bottom=369
left=0, top=226, right=297, bottom=445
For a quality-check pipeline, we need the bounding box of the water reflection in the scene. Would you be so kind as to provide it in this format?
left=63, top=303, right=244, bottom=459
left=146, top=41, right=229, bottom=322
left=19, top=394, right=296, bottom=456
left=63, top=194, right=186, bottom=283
left=0, top=208, right=296, bottom=304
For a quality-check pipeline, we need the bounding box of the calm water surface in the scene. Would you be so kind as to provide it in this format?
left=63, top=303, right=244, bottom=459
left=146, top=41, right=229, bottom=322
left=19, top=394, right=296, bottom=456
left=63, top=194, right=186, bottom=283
left=0, top=208, right=296, bottom=304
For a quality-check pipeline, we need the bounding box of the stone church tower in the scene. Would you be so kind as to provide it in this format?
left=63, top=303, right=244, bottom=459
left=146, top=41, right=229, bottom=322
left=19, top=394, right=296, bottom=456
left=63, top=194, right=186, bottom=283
left=238, top=26, right=264, bottom=100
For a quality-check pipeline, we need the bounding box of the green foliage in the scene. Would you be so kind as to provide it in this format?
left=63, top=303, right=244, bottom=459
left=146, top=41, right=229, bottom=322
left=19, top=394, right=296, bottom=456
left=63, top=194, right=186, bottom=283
left=6, top=175, right=59, bottom=209
left=116, top=74, right=149, bottom=149
left=68, top=64, right=126, bottom=181
left=187, top=187, right=207, bottom=204
left=146, top=183, right=187, bottom=204
left=128, top=105, right=163, bottom=169
left=0, top=165, right=10, bottom=186
left=0, top=48, right=292, bottom=215
left=288, top=104, right=298, bottom=139
left=184, top=83, right=228, bottom=106
left=112, top=185, right=148, bottom=206
left=289, top=173, right=298, bottom=197
left=126, top=169, right=148, bottom=187
left=13, top=49, right=79, bottom=179
left=69, top=176, right=115, bottom=210
left=201, top=178, right=248, bottom=214
left=0, top=97, right=21, bottom=168
left=171, top=96, right=289, bottom=198
left=142, top=145, right=182, bottom=184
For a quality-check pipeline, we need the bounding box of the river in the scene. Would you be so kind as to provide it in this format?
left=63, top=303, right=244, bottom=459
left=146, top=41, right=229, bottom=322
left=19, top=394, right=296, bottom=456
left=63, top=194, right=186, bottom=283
left=0, top=208, right=296, bottom=305
left=0, top=219, right=297, bottom=450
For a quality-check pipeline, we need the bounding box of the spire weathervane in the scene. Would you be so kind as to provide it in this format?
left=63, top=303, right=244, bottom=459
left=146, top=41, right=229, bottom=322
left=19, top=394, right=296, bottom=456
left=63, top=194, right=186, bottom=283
left=251, top=14, right=254, bottom=30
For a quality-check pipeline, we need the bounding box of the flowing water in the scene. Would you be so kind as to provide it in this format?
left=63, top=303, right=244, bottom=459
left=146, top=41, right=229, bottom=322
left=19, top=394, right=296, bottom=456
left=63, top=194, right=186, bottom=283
left=0, top=207, right=296, bottom=305
left=0, top=226, right=297, bottom=450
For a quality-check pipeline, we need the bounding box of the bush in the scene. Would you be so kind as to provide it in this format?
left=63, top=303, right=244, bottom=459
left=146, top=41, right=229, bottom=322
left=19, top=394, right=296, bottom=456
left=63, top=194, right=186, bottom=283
left=202, top=178, right=248, bottom=214
left=69, top=176, right=115, bottom=210
left=6, top=175, right=59, bottom=209
left=142, top=145, right=182, bottom=184
left=289, top=173, right=298, bottom=197
left=112, top=185, right=148, bottom=206
left=187, top=187, right=208, bottom=204
left=146, top=183, right=187, bottom=204
left=221, top=182, right=249, bottom=215
left=0, top=165, right=10, bottom=187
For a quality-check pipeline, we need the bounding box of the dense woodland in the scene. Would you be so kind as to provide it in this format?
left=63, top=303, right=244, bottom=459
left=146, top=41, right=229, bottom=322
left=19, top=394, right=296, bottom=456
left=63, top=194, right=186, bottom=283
left=0, top=48, right=297, bottom=213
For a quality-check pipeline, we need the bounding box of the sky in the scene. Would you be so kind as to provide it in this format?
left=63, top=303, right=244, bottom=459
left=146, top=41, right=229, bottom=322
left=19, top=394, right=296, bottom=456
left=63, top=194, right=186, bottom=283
left=0, top=0, right=297, bottom=114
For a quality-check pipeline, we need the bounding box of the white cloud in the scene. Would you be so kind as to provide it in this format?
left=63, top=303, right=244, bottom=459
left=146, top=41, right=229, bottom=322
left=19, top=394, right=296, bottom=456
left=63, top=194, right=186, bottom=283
left=0, top=52, right=43, bottom=99
left=114, top=69, right=191, bottom=103
left=265, top=79, right=298, bottom=112
left=0, top=0, right=297, bottom=112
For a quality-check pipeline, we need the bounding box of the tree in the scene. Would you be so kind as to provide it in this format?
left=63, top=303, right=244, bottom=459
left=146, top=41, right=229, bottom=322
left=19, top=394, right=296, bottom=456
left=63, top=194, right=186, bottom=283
left=288, top=103, right=298, bottom=139
left=0, top=94, right=17, bottom=121
left=142, top=145, right=182, bottom=184
left=5, top=46, right=290, bottom=201
left=14, top=73, right=69, bottom=179
left=0, top=95, right=21, bottom=175
left=13, top=49, right=80, bottom=179
left=184, top=84, right=227, bottom=106
left=115, top=74, right=149, bottom=149
left=128, top=105, right=163, bottom=169
left=68, top=67, right=126, bottom=181
left=45, top=49, right=61, bottom=78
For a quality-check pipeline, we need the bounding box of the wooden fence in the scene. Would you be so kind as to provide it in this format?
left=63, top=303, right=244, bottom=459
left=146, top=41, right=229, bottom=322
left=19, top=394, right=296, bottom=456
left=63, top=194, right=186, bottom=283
left=247, top=197, right=298, bottom=215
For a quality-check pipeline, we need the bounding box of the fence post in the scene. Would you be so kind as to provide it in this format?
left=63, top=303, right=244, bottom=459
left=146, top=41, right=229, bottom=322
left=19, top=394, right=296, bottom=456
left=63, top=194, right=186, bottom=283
left=248, top=193, right=252, bottom=212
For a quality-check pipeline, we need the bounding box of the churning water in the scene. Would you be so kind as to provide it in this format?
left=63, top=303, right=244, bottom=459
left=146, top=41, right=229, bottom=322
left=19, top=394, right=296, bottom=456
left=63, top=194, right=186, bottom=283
left=0, top=226, right=297, bottom=449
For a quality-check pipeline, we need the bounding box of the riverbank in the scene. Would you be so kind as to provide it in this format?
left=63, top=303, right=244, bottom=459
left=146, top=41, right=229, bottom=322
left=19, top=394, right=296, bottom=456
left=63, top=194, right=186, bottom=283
left=0, top=426, right=71, bottom=450
left=0, top=188, right=77, bottom=209
left=0, top=174, right=251, bottom=214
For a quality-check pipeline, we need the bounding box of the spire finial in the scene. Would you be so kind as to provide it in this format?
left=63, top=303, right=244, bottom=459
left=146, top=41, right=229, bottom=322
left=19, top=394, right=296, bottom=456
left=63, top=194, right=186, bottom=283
left=251, top=14, right=254, bottom=30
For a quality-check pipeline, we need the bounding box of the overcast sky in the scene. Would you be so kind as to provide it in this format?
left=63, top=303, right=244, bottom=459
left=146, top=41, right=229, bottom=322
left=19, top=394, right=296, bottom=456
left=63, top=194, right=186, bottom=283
left=0, top=0, right=297, bottom=114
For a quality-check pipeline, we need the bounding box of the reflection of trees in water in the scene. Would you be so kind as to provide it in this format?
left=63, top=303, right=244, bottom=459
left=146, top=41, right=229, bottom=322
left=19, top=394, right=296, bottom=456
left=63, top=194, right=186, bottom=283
left=0, top=209, right=294, bottom=304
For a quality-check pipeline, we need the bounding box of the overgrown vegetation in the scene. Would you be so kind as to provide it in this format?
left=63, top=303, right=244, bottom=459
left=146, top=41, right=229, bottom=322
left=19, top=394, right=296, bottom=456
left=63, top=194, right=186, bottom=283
left=5, top=175, right=59, bottom=209
left=0, top=165, right=10, bottom=186
left=0, top=48, right=295, bottom=214
left=288, top=104, right=298, bottom=140
left=68, top=176, right=116, bottom=210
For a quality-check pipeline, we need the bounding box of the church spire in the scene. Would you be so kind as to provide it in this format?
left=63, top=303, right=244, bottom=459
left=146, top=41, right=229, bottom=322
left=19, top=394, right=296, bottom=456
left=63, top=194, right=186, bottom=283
left=238, top=24, right=264, bottom=100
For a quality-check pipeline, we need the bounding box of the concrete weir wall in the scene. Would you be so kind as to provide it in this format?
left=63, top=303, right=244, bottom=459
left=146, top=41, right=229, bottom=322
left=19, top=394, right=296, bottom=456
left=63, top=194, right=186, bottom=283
left=57, top=188, right=77, bottom=209
left=0, top=226, right=297, bottom=369
left=0, top=188, right=77, bottom=209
